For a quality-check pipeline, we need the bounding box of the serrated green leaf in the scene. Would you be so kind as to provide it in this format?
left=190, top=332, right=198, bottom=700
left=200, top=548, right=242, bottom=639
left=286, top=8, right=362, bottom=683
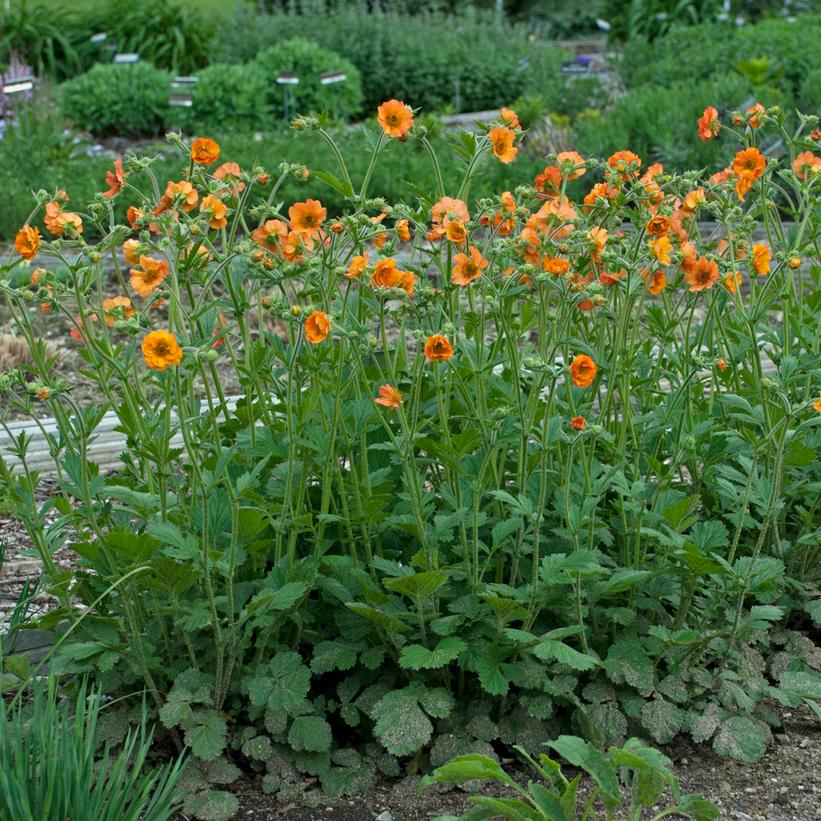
left=185, top=710, right=227, bottom=760
left=311, top=641, right=360, bottom=674
left=399, top=637, right=466, bottom=670
left=712, top=716, right=771, bottom=762
left=288, top=715, right=332, bottom=753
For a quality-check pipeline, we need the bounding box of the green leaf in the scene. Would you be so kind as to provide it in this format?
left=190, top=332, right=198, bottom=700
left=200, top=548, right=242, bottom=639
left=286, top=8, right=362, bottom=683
left=185, top=710, right=227, bottom=760
left=712, top=716, right=771, bottom=762
left=311, top=641, right=360, bottom=674
left=183, top=790, right=239, bottom=821
left=371, top=684, right=453, bottom=757
left=384, top=570, right=447, bottom=600
left=640, top=697, right=684, bottom=744
left=246, top=651, right=311, bottom=711
left=779, top=670, right=821, bottom=700
left=246, top=581, right=307, bottom=616
left=148, top=520, right=199, bottom=562
left=548, top=736, right=620, bottom=804
left=602, top=640, right=654, bottom=694
left=399, top=637, right=466, bottom=670
left=528, top=783, right=570, bottom=821
left=421, top=754, right=516, bottom=789
left=532, top=640, right=598, bottom=671
left=313, top=169, right=354, bottom=199
left=288, top=715, right=332, bottom=753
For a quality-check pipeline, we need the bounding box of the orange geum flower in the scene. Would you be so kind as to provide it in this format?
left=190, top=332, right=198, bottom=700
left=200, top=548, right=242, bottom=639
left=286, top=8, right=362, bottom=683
left=645, top=214, right=670, bottom=237
left=345, top=253, right=369, bottom=280
left=647, top=269, right=667, bottom=295
left=375, top=384, right=402, bottom=409
left=374, top=232, right=388, bottom=249
left=371, top=257, right=402, bottom=289
left=814, top=395, right=821, bottom=415
left=130, top=255, right=169, bottom=298
left=305, top=310, right=330, bottom=343
left=201, top=194, right=228, bottom=230
left=446, top=220, right=467, bottom=244
left=583, top=182, right=617, bottom=210
left=396, top=218, right=411, bottom=242
left=213, top=162, right=245, bottom=195
left=289, top=198, right=326, bottom=238
left=569, top=354, right=597, bottom=388
left=142, top=330, right=183, bottom=371
left=792, top=151, right=820, bottom=180
left=724, top=271, right=742, bottom=293
left=588, top=226, right=608, bottom=260
left=126, top=206, right=143, bottom=230
left=500, top=107, right=520, bottom=129
left=424, top=334, right=453, bottom=362
left=746, top=103, right=766, bottom=128
left=557, top=150, right=586, bottom=179
left=535, top=165, right=562, bottom=197
left=191, top=137, right=219, bottom=165
left=542, top=257, right=570, bottom=276
left=397, top=270, right=416, bottom=296
left=123, top=239, right=141, bottom=265
left=751, top=243, right=771, bottom=275
left=103, top=158, right=126, bottom=198
left=697, top=106, right=720, bottom=141
left=488, top=126, right=518, bottom=164
left=15, top=225, right=40, bottom=260
left=684, top=256, right=719, bottom=292
left=161, top=180, right=199, bottom=213
left=102, top=296, right=134, bottom=326
left=44, top=201, right=83, bottom=236
left=252, top=219, right=288, bottom=251
left=649, top=235, right=672, bottom=265
left=452, top=246, right=488, bottom=287
left=682, top=188, right=706, bottom=214
left=733, top=147, right=766, bottom=200
left=570, top=415, right=587, bottom=431
left=280, top=230, right=314, bottom=263
left=377, top=99, right=414, bottom=139
left=607, top=150, right=642, bottom=178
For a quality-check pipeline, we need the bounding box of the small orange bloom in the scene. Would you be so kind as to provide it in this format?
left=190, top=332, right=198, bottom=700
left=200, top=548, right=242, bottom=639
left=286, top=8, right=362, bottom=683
left=396, top=218, right=411, bottom=242
left=488, top=127, right=518, bottom=164
left=569, top=354, right=597, bottom=388
left=682, top=188, right=706, bottom=214
left=746, top=103, right=766, bottom=128
left=751, top=244, right=771, bottom=275
left=305, top=310, right=330, bottom=344
left=500, top=107, right=520, bottom=129
left=542, top=257, right=570, bottom=276
left=44, top=201, right=83, bottom=236
left=15, top=225, right=40, bottom=260
left=733, top=147, right=766, bottom=201
left=252, top=219, right=288, bottom=251
left=607, top=150, right=642, bottom=178
left=371, top=257, right=402, bottom=289
left=102, top=295, right=134, bottom=326
left=289, top=199, right=326, bottom=237
left=724, top=271, right=742, bottom=293
left=377, top=99, right=414, bottom=139
left=684, top=256, right=719, bottom=292
left=583, top=182, right=617, bottom=210
left=697, top=106, right=720, bottom=141
left=123, top=239, right=141, bottom=265
left=814, top=396, right=821, bottom=415
left=213, top=162, right=245, bottom=195
left=648, top=270, right=667, bottom=295
left=346, top=253, right=369, bottom=279
left=535, top=165, right=562, bottom=197
left=650, top=235, right=672, bottom=265
left=375, top=384, right=402, bottom=409
left=588, top=226, right=608, bottom=260
left=792, top=151, right=820, bottom=180
left=163, top=180, right=199, bottom=213
left=103, top=158, right=126, bottom=198
left=424, top=334, right=453, bottom=362
left=716, top=358, right=728, bottom=372
left=557, top=150, right=586, bottom=179
left=570, top=415, right=586, bottom=431
left=142, top=330, right=182, bottom=371
left=201, top=194, right=228, bottom=230
left=645, top=214, right=671, bottom=236
left=429, top=196, right=470, bottom=240
left=130, top=255, right=169, bottom=298
left=446, top=220, right=467, bottom=244
left=191, top=137, right=220, bottom=165
left=452, top=246, right=488, bottom=287
left=126, top=206, right=143, bottom=229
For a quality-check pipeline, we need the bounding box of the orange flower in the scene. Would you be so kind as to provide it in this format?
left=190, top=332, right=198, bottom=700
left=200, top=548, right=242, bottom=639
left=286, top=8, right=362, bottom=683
left=588, top=226, right=608, bottom=260
left=488, top=126, right=518, bottom=164
left=103, top=158, right=125, bottom=198
left=583, top=182, right=617, bottom=210
left=679, top=240, right=697, bottom=275
left=557, top=150, right=586, bottom=179
left=649, top=235, right=672, bottom=265
left=142, top=330, right=182, bottom=371
left=569, top=354, right=597, bottom=388
left=792, top=151, right=820, bottom=180
left=396, top=218, right=411, bottom=241
left=684, top=256, right=719, bottom=292
left=191, top=137, right=220, bottom=165
left=682, top=188, right=706, bottom=214
left=305, top=310, right=330, bottom=344
left=648, top=270, right=667, bottom=295
left=201, top=194, right=228, bottom=230
left=163, top=180, right=199, bottom=213
left=252, top=219, right=288, bottom=251
left=607, top=150, right=642, bottom=178
left=213, top=162, right=245, bottom=195
left=289, top=198, right=326, bottom=237
left=424, top=334, right=453, bottom=362
left=102, top=295, right=134, bottom=326
left=123, top=239, right=141, bottom=265
left=751, top=243, right=771, bottom=275
left=44, top=201, right=83, bottom=236
left=542, top=257, right=570, bottom=276
left=724, top=271, right=742, bottom=293
left=746, top=103, right=766, bottom=128
left=377, top=99, right=414, bottom=139
left=371, top=258, right=402, bottom=289
left=599, top=268, right=625, bottom=287
left=346, top=253, right=369, bottom=279
left=814, top=396, right=821, bottom=415
left=130, top=255, right=169, bottom=298
left=452, top=246, right=488, bottom=286
left=645, top=214, right=670, bottom=236
left=716, top=358, right=728, bottom=372
left=535, top=165, right=562, bottom=197
left=500, top=107, right=520, bottom=129
left=375, top=384, right=402, bottom=409
left=733, top=147, right=766, bottom=201
left=15, top=225, right=40, bottom=260
left=697, top=106, right=720, bottom=141
left=126, top=206, right=143, bottom=229
left=570, top=415, right=587, bottom=431
left=445, top=220, right=467, bottom=244
left=429, top=196, right=470, bottom=240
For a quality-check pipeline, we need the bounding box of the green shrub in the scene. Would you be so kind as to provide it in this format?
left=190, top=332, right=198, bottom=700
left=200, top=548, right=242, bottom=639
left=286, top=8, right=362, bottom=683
left=799, top=67, right=821, bottom=113
left=216, top=8, right=568, bottom=115
left=0, top=677, right=184, bottom=821
left=252, top=38, right=363, bottom=121
left=575, top=74, right=755, bottom=172
left=184, top=63, right=271, bottom=132
left=60, top=63, right=171, bottom=137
